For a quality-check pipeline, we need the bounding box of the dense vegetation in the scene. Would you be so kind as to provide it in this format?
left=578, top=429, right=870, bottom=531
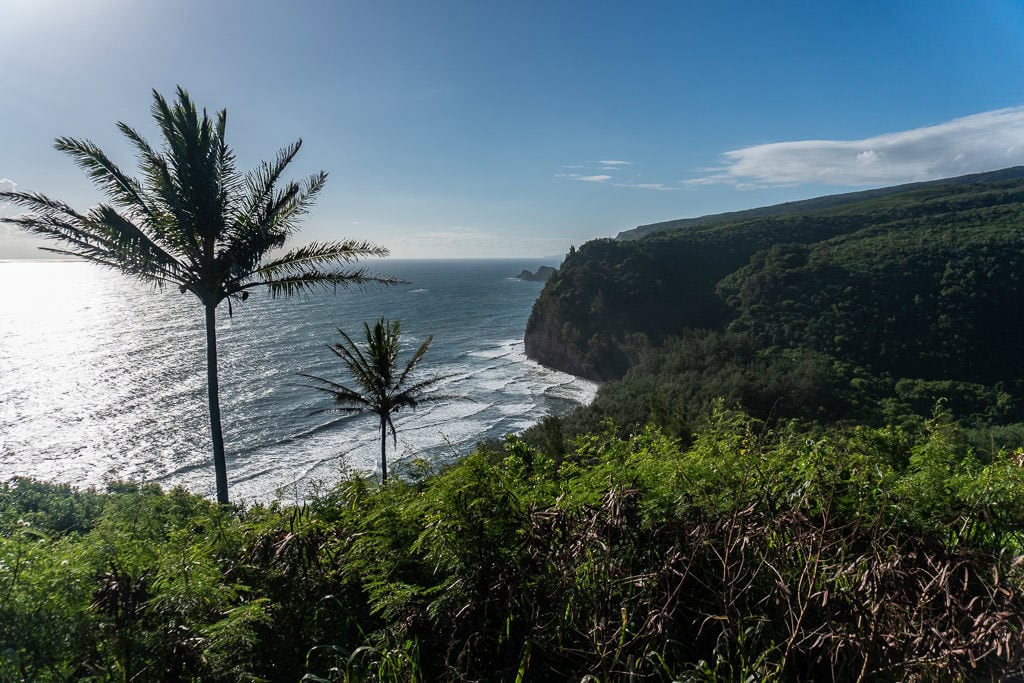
left=5, top=407, right=1024, bottom=681
left=526, top=169, right=1024, bottom=393
left=524, top=168, right=1024, bottom=479
left=521, top=329, right=1024, bottom=460
left=10, top=167, right=1024, bottom=680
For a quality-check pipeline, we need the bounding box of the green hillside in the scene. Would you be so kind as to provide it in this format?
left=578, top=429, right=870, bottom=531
left=616, top=166, right=1024, bottom=241
left=525, top=168, right=1024, bottom=435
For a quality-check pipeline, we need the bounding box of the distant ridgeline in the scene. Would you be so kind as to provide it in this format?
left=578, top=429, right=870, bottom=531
left=525, top=167, right=1024, bottom=429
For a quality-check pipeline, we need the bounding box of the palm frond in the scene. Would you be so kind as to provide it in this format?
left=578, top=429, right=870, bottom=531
left=86, top=204, right=189, bottom=278
left=397, top=374, right=452, bottom=396
left=214, top=109, right=240, bottom=200
left=53, top=137, right=156, bottom=221
left=301, top=380, right=371, bottom=409
left=251, top=241, right=391, bottom=279
left=235, top=268, right=400, bottom=299
left=117, top=122, right=202, bottom=265
left=1, top=192, right=187, bottom=284
left=218, top=180, right=367, bottom=283
left=1, top=190, right=89, bottom=219
left=114, top=122, right=194, bottom=259
left=216, top=229, right=288, bottom=286
left=297, top=372, right=357, bottom=395
left=396, top=336, right=433, bottom=389
left=283, top=172, right=329, bottom=227
left=232, top=140, right=303, bottom=232
left=151, top=87, right=226, bottom=251
left=308, top=405, right=369, bottom=416
left=391, top=377, right=457, bottom=413
left=366, top=319, right=399, bottom=388
left=395, top=390, right=464, bottom=410
left=329, top=336, right=381, bottom=397
left=239, top=171, right=328, bottom=244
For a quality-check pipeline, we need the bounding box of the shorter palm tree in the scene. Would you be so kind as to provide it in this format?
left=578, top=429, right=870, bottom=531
left=301, top=319, right=452, bottom=483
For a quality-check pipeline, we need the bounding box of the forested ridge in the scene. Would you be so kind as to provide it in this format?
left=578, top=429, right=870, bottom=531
left=616, top=165, right=1024, bottom=240
left=525, top=168, right=1024, bottom=442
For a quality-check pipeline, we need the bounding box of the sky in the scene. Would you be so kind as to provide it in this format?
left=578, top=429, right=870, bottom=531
left=2, top=0, right=1024, bottom=259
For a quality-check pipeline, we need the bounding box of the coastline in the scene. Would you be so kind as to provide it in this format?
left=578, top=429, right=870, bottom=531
left=1, top=259, right=593, bottom=502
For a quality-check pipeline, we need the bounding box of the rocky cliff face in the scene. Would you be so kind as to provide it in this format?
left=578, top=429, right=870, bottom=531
left=524, top=311, right=593, bottom=379
left=523, top=237, right=742, bottom=382
left=522, top=241, right=661, bottom=382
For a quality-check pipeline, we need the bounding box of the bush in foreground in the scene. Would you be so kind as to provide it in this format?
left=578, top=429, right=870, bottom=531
left=3, top=407, right=1024, bottom=681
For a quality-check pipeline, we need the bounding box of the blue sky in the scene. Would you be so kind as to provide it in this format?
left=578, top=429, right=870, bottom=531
left=2, top=0, right=1024, bottom=258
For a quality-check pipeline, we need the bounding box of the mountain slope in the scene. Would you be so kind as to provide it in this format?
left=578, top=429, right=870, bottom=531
left=616, top=166, right=1024, bottom=241
left=526, top=168, right=1024, bottom=384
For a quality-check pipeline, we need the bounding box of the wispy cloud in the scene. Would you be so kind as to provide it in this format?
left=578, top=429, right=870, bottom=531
left=558, top=161, right=678, bottom=190
left=628, top=183, right=675, bottom=191
left=689, top=107, right=1024, bottom=187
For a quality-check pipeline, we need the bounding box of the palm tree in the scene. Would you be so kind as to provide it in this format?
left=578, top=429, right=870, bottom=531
left=0, top=87, right=394, bottom=504
left=301, top=319, right=451, bottom=483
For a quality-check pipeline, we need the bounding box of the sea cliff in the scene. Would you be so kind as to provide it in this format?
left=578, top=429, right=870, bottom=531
left=525, top=167, right=1024, bottom=386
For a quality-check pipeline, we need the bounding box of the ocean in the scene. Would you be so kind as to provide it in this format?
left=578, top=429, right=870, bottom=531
left=0, top=259, right=596, bottom=501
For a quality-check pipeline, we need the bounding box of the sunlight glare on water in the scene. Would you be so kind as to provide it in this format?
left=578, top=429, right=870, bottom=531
left=0, top=260, right=596, bottom=501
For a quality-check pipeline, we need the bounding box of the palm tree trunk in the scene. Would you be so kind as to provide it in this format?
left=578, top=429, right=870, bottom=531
left=205, top=303, right=229, bottom=504
left=380, top=417, right=388, bottom=484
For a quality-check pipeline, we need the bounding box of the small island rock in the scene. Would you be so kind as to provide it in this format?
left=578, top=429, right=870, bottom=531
left=515, top=265, right=557, bottom=282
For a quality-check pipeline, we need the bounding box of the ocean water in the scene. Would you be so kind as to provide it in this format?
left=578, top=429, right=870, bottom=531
left=0, top=259, right=596, bottom=501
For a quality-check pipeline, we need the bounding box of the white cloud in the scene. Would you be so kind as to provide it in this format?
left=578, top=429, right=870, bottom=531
left=558, top=160, right=680, bottom=190
left=557, top=163, right=680, bottom=190
left=692, top=107, right=1024, bottom=187
left=626, top=183, right=674, bottom=191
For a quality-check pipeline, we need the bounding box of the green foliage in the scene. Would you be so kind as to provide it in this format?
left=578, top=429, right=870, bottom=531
left=522, top=326, right=1024, bottom=460
left=525, top=173, right=1024, bottom=437
left=6, top=406, right=1024, bottom=680
left=0, top=478, right=107, bottom=534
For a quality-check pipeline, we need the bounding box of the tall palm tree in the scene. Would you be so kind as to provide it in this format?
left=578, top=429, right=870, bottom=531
left=301, top=319, right=451, bottom=483
left=0, top=87, right=394, bottom=504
